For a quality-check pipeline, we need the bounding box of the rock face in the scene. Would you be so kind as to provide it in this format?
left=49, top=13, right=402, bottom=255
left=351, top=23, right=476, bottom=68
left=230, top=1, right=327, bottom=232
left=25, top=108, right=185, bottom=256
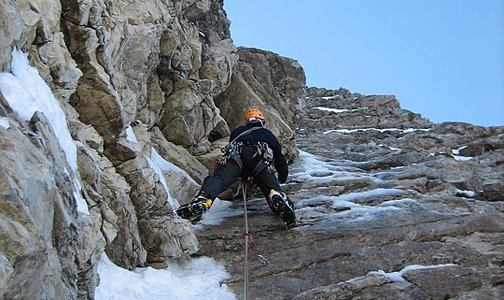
left=195, top=88, right=504, bottom=299
left=0, top=0, right=303, bottom=299
left=1, top=1, right=502, bottom=299
left=301, top=87, right=433, bottom=131
left=215, top=47, right=306, bottom=161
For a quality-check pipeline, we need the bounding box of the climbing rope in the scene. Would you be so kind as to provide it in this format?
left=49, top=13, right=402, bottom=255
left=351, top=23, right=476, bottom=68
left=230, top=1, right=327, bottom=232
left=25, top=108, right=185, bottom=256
left=242, top=182, right=269, bottom=300
left=242, top=183, right=249, bottom=300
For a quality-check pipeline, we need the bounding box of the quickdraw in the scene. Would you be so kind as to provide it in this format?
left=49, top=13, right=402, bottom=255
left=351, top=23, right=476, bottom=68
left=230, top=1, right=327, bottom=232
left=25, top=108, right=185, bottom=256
left=243, top=232, right=269, bottom=266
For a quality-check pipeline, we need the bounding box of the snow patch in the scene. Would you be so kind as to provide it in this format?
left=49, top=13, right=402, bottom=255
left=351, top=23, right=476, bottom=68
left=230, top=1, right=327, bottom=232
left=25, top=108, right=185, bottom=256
left=329, top=202, right=401, bottom=223
left=378, top=144, right=402, bottom=151
left=291, top=150, right=346, bottom=177
left=452, top=146, right=473, bottom=161
left=298, top=187, right=408, bottom=223
left=0, top=49, right=89, bottom=214
left=150, top=147, right=198, bottom=186
left=0, top=49, right=78, bottom=171
left=146, top=147, right=180, bottom=210
left=330, top=188, right=404, bottom=204
left=0, top=117, right=9, bottom=129
left=368, top=264, right=458, bottom=282
left=95, top=253, right=236, bottom=300
left=346, top=264, right=458, bottom=284
left=452, top=146, right=466, bottom=155
left=315, top=107, right=350, bottom=113
left=456, top=189, right=476, bottom=198
left=453, top=155, right=473, bottom=161
left=72, top=178, right=89, bottom=214
left=125, top=126, right=138, bottom=143
left=379, top=198, right=418, bottom=207
left=292, top=151, right=413, bottom=223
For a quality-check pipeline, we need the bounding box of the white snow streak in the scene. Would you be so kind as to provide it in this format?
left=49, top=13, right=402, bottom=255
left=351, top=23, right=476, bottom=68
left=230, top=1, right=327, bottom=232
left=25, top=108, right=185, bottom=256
left=0, top=49, right=89, bottom=214
left=368, top=264, right=458, bottom=282
left=315, top=106, right=350, bottom=113
left=150, top=147, right=198, bottom=186
left=0, top=117, right=9, bottom=129
left=452, top=146, right=474, bottom=161
left=323, top=128, right=432, bottom=135
left=125, top=125, right=138, bottom=143
left=146, top=147, right=181, bottom=210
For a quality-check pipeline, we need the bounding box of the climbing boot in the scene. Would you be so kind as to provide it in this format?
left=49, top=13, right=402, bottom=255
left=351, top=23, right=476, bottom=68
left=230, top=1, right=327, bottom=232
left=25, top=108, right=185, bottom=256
left=269, top=190, right=296, bottom=228
left=176, top=195, right=213, bottom=223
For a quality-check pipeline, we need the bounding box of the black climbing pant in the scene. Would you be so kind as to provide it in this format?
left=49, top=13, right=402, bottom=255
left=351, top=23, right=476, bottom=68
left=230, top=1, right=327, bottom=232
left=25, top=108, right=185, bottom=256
left=200, top=145, right=282, bottom=203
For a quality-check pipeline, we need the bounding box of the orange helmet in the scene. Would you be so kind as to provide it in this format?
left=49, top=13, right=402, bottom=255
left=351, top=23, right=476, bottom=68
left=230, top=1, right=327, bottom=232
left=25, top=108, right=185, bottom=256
left=245, top=109, right=265, bottom=123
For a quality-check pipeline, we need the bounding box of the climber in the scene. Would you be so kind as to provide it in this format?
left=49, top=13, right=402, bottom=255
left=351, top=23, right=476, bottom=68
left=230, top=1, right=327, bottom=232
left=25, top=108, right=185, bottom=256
left=176, top=108, right=296, bottom=228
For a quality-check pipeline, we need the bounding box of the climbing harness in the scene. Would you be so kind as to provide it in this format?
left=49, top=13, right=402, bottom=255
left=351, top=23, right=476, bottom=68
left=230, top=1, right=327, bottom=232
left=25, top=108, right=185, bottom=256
left=220, top=126, right=264, bottom=170
left=251, top=142, right=274, bottom=177
left=242, top=182, right=269, bottom=300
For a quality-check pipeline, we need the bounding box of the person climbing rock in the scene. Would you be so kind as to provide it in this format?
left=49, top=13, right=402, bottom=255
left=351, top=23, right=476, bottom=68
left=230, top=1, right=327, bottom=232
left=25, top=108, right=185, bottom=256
left=176, top=108, right=296, bottom=228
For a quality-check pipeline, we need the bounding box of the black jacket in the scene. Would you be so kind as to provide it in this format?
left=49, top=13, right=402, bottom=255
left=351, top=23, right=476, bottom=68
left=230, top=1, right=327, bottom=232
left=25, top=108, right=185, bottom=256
left=230, top=124, right=288, bottom=183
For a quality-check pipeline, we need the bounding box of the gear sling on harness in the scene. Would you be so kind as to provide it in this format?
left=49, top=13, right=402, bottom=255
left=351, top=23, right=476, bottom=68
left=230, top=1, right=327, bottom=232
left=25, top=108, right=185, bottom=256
left=220, top=126, right=275, bottom=178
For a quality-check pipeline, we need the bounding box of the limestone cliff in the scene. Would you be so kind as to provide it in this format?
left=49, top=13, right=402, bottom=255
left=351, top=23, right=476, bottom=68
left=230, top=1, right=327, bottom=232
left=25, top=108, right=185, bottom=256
left=0, top=0, right=304, bottom=299
left=1, top=0, right=503, bottom=299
